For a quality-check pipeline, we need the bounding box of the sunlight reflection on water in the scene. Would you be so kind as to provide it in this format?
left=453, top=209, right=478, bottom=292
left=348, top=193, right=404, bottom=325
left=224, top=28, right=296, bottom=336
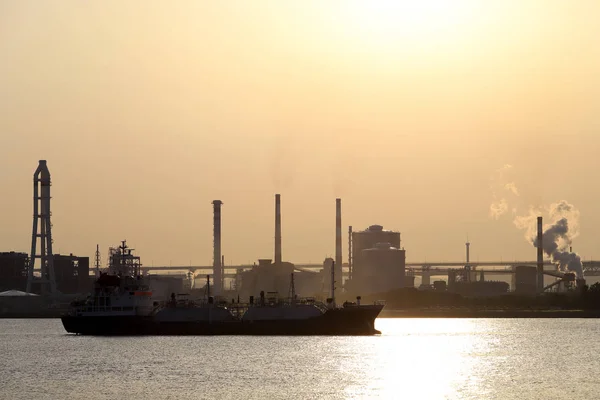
left=1, top=318, right=600, bottom=399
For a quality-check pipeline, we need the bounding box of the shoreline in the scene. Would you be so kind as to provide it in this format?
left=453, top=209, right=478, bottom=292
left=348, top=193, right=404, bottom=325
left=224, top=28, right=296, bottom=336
left=380, top=309, right=600, bottom=318
left=4, top=309, right=600, bottom=319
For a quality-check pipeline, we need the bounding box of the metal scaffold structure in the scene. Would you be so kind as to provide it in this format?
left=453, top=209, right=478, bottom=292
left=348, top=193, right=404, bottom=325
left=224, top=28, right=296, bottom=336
left=27, top=160, right=56, bottom=294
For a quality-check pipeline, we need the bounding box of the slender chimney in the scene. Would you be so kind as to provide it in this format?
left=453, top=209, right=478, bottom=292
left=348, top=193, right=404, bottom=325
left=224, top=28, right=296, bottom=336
left=335, top=199, right=342, bottom=287
left=275, top=194, right=282, bottom=265
left=465, top=242, right=470, bottom=264
left=537, top=216, right=544, bottom=292
left=212, top=200, right=223, bottom=296
left=348, top=225, right=353, bottom=281
left=221, top=254, right=225, bottom=292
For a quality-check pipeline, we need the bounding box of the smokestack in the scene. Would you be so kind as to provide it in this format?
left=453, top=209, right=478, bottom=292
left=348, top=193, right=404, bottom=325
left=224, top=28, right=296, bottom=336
left=335, top=199, right=342, bottom=287
left=466, top=242, right=470, bottom=264
left=348, top=225, right=353, bottom=281
left=275, top=194, right=282, bottom=265
left=212, top=200, right=223, bottom=296
left=537, top=216, right=544, bottom=292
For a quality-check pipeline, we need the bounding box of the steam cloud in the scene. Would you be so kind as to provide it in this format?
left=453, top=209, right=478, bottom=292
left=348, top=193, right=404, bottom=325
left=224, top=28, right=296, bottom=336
left=532, top=201, right=583, bottom=278
left=489, top=166, right=584, bottom=278
left=489, top=164, right=519, bottom=219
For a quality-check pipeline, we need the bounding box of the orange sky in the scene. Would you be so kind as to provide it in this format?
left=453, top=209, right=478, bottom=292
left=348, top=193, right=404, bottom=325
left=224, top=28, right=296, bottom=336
left=1, top=1, right=599, bottom=266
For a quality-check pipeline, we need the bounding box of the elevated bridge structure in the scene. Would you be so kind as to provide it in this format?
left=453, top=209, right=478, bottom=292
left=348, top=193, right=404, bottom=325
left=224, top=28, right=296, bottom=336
left=135, top=260, right=600, bottom=278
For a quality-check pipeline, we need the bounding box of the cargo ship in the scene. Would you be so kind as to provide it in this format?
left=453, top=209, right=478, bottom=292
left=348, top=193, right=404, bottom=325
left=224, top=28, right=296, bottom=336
left=61, top=242, right=383, bottom=336
left=61, top=275, right=383, bottom=336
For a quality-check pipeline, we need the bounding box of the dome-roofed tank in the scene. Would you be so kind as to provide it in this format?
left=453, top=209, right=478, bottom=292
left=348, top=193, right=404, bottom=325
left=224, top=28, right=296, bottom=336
left=153, top=306, right=235, bottom=322
left=242, top=304, right=323, bottom=321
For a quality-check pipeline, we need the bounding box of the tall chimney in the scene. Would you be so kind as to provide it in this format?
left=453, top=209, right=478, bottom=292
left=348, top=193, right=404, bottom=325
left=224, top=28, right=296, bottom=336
left=465, top=242, right=470, bottom=264
left=212, top=200, right=223, bottom=295
left=335, top=198, right=342, bottom=287
left=275, top=194, right=282, bottom=265
left=537, top=216, right=544, bottom=292
left=348, top=225, right=353, bottom=281
left=221, top=254, right=225, bottom=290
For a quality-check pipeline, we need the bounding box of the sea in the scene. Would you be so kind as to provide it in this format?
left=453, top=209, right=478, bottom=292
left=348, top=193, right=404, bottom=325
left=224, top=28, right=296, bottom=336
left=1, top=318, right=599, bottom=400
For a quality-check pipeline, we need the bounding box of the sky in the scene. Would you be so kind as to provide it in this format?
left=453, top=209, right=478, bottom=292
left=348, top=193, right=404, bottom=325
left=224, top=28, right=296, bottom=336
left=1, top=1, right=599, bottom=267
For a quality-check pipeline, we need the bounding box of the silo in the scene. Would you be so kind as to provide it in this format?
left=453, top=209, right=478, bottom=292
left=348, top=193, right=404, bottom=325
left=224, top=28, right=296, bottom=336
left=352, top=225, right=401, bottom=282
left=359, top=242, right=406, bottom=294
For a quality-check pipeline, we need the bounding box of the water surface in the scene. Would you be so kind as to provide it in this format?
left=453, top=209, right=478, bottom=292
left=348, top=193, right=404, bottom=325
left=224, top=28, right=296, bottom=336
left=1, top=319, right=598, bottom=399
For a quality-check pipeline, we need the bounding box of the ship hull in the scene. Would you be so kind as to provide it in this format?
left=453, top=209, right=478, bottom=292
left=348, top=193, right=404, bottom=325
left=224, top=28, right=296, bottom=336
left=61, top=315, right=155, bottom=335
left=61, top=305, right=383, bottom=336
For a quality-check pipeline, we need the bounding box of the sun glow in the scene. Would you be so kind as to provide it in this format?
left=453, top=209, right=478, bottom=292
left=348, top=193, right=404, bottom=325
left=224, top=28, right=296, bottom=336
left=339, top=0, right=479, bottom=51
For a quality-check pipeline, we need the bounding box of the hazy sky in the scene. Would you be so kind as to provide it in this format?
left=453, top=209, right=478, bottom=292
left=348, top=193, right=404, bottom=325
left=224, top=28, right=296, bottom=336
left=1, top=1, right=599, bottom=267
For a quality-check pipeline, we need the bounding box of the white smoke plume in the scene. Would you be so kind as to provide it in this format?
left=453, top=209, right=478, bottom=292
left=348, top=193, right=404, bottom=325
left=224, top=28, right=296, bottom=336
left=489, top=164, right=519, bottom=219
left=517, top=201, right=583, bottom=278
left=490, top=199, right=508, bottom=220
left=504, top=182, right=520, bottom=196
left=488, top=164, right=584, bottom=278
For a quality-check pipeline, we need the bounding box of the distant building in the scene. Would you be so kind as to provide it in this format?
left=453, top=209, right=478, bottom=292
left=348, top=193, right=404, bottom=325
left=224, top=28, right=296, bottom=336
left=453, top=281, right=509, bottom=296
left=352, top=225, right=401, bottom=276
left=147, top=274, right=186, bottom=301
left=513, top=266, right=537, bottom=294
left=433, top=280, right=447, bottom=291
left=347, top=225, right=406, bottom=295
left=238, top=259, right=294, bottom=300
left=358, top=243, right=406, bottom=294
left=53, top=254, right=91, bottom=294
left=0, top=252, right=28, bottom=292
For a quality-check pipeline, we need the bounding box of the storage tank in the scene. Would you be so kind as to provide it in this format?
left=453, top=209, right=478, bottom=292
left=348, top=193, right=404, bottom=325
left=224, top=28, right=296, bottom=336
left=358, top=242, right=406, bottom=294
left=242, top=304, right=323, bottom=321
left=154, top=306, right=236, bottom=322
left=352, top=225, right=400, bottom=279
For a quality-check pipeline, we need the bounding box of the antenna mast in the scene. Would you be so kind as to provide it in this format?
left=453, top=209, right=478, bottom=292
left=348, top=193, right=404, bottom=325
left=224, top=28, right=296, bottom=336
left=94, top=244, right=101, bottom=277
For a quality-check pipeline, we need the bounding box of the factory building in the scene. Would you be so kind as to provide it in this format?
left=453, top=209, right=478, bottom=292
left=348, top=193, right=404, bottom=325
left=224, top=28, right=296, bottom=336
left=352, top=225, right=401, bottom=273
left=0, top=252, right=28, bottom=292
left=347, top=225, right=406, bottom=295
left=513, top=266, right=537, bottom=294
left=1, top=252, right=90, bottom=294
left=147, top=274, right=187, bottom=301
left=452, top=280, right=510, bottom=296
left=238, top=259, right=295, bottom=299
left=53, top=254, right=91, bottom=294
left=294, top=268, right=325, bottom=299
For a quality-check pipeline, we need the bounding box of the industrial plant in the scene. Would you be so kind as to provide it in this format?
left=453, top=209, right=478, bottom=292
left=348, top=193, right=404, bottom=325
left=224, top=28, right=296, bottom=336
left=1, top=160, right=599, bottom=318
